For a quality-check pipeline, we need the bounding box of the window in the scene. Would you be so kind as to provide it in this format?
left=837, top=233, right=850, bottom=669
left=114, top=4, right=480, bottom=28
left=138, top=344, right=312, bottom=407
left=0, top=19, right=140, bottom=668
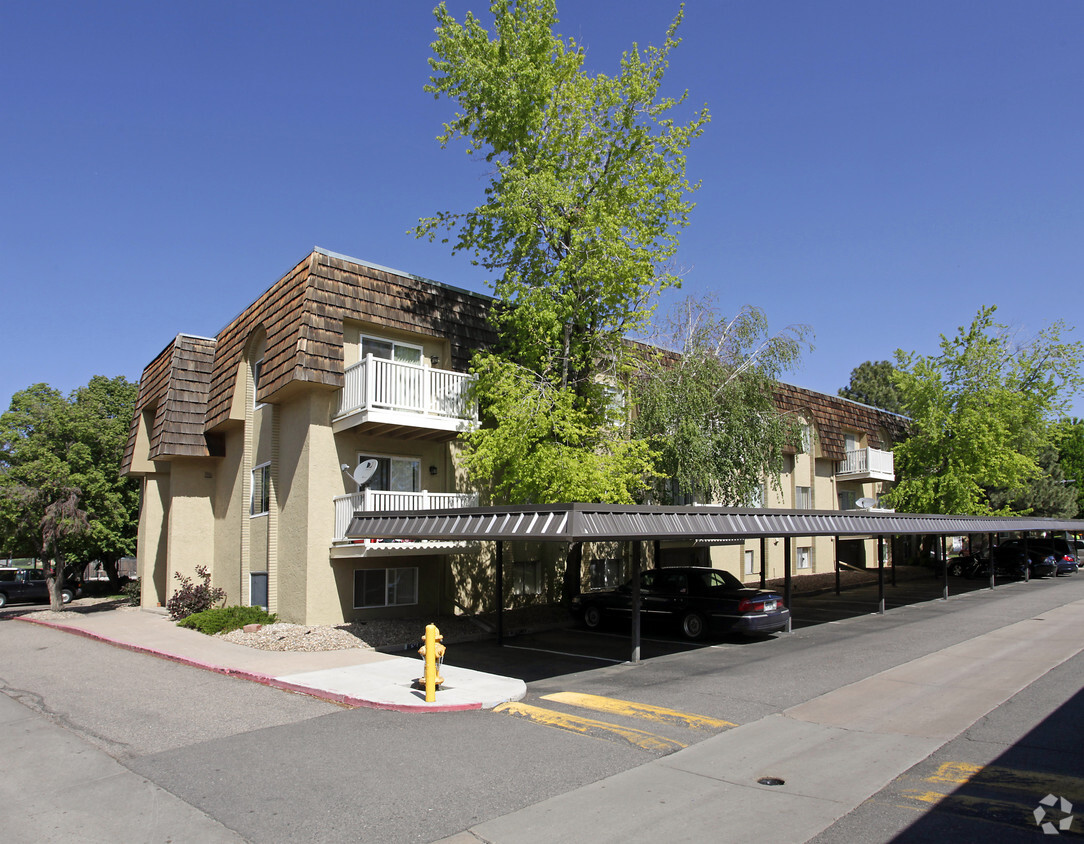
left=744, top=550, right=756, bottom=575
left=844, top=432, right=859, bottom=455
left=253, top=358, right=264, bottom=407
left=512, top=560, right=542, bottom=596
left=838, top=490, right=857, bottom=511
left=746, top=483, right=765, bottom=508
left=361, top=336, right=423, bottom=365
left=796, top=546, right=811, bottom=570
left=356, top=454, right=420, bottom=492
left=353, top=567, right=418, bottom=608
left=589, top=557, right=624, bottom=590
left=251, top=463, right=270, bottom=516
left=795, top=486, right=812, bottom=509
left=800, top=422, right=814, bottom=454
left=250, top=572, right=268, bottom=609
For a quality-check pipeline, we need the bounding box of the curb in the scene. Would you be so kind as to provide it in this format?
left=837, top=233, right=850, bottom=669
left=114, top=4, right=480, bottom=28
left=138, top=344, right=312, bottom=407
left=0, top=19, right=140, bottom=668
left=14, top=616, right=483, bottom=713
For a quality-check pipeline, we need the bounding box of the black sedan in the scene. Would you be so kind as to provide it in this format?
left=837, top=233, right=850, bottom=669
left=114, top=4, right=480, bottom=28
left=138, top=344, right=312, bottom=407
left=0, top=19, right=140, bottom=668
left=573, top=566, right=790, bottom=641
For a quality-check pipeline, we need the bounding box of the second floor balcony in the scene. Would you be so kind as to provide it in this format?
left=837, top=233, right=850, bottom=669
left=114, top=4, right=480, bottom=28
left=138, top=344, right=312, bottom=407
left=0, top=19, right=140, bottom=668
left=837, top=447, right=895, bottom=482
left=332, top=355, right=477, bottom=439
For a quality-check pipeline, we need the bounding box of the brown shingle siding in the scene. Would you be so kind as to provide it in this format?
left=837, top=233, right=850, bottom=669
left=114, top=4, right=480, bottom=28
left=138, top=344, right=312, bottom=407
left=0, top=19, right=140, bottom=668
left=774, top=382, right=908, bottom=461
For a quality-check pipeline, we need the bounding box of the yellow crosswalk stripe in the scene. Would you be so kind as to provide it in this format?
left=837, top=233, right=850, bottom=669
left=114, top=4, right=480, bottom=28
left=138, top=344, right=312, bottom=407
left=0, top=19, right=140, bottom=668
left=926, top=762, right=1084, bottom=800
left=540, top=692, right=735, bottom=731
left=493, top=701, right=687, bottom=753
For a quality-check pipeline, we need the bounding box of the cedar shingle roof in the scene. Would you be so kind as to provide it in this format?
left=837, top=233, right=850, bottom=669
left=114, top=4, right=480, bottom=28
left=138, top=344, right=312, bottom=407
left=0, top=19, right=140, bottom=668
left=121, top=247, right=907, bottom=473
left=122, top=248, right=496, bottom=470
left=120, top=333, right=218, bottom=473
left=774, top=381, right=909, bottom=460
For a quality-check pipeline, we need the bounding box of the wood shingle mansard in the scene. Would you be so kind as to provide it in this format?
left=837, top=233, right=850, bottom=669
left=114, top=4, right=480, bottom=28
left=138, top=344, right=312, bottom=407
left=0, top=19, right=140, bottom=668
left=122, top=247, right=910, bottom=625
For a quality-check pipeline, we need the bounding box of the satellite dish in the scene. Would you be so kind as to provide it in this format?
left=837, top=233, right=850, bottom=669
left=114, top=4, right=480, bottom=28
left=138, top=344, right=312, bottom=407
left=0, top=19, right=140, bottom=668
left=342, top=459, right=379, bottom=488
left=856, top=497, right=877, bottom=509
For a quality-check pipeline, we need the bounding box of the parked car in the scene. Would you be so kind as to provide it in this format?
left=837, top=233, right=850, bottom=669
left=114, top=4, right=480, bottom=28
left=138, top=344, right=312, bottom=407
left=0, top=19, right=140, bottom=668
left=991, top=542, right=1059, bottom=578
left=947, top=554, right=1026, bottom=580
left=1016, top=538, right=1079, bottom=575
left=573, top=566, right=790, bottom=641
left=0, top=568, right=76, bottom=608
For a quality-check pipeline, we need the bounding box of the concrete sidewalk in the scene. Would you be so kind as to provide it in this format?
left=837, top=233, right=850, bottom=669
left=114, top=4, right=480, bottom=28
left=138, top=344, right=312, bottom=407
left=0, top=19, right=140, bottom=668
left=441, top=598, right=1084, bottom=844
left=16, top=608, right=526, bottom=712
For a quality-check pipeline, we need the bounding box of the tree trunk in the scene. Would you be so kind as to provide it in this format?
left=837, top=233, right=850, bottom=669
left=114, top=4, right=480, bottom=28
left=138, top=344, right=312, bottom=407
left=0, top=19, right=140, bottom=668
left=47, top=549, right=67, bottom=611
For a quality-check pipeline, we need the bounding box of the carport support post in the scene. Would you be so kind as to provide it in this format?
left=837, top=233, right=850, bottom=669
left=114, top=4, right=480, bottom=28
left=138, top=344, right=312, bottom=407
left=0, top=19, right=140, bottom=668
left=496, top=540, right=504, bottom=646
left=631, top=541, right=642, bottom=664
left=784, top=538, right=793, bottom=632
left=834, top=535, right=841, bottom=595
left=1023, top=532, right=1030, bottom=582
left=941, top=534, right=949, bottom=600
left=988, top=532, right=995, bottom=590
left=759, top=537, right=767, bottom=589
left=878, top=535, right=885, bottom=615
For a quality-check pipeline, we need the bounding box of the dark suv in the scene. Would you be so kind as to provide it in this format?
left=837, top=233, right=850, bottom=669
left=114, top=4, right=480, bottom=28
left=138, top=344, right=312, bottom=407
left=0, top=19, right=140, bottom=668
left=0, top=568, right=76, bottom=608
left=991, top=541, right=1063, bottom=578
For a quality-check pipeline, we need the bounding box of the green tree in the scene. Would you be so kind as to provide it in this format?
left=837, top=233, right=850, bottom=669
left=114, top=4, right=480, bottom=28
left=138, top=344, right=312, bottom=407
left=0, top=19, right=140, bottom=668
left=883, top=306, right=1083, bottom=515
left=839, top=360, right=905, bottom=414
left=1054, top=417, right=1084, bottom=517
left=633, top=298, right=812, bottom=505
left=987, top=446, right=1077, bottom=518
left=0, top=376, right=139, bottom=602
left=418, top=1, right=708, bottom=503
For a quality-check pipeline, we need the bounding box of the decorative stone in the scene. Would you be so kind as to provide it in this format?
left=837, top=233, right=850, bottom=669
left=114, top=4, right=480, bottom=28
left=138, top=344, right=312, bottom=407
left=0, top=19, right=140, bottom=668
left=242, top=623, right=262, bottom=633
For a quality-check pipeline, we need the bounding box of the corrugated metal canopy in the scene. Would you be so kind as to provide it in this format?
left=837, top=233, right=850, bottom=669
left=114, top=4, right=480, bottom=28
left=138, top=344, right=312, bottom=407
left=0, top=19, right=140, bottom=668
left=346, top=504, right=1084, bottom=543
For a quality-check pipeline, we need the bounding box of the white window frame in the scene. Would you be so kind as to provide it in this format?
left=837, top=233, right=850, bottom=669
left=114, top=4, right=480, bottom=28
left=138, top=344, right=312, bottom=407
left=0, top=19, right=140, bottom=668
left=355, top=452, right=421, bottom=493
left=744, top=550, right=756, bottom=576
left=588, top=557, right=623, bottom=591
left=795, top=486, right=812, bottom=509
left=838, top=489, right=857, bottom=511
left=251, top=462, right=270, bottom=517
left=353, top=567, right=419, bottom=609
left=796, top=546, right=812, bottom=570
left=360, top=335, right=424, bottom=365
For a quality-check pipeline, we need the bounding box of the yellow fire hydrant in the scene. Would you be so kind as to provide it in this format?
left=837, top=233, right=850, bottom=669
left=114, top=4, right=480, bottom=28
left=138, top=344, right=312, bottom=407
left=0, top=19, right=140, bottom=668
left=417, top=623, right=446, bottom=703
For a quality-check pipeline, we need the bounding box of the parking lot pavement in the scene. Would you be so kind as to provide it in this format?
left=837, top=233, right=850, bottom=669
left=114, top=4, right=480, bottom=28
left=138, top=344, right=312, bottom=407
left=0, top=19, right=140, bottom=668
left=448, top=596, right=1084, bottom=844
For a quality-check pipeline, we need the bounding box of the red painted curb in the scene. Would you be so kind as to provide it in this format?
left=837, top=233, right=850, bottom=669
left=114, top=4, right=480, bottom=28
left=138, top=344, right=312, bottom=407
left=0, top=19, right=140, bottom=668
left=13, top=617, right=483, bottom=713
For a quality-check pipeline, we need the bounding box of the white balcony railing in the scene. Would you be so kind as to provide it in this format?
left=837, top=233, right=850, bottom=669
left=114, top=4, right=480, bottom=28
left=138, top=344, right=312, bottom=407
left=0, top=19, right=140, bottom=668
left=333, top=490, right=479, bottom=543
left=837, top=447, right=894, bottom=480
left=333, top=354, right=476, bottom=430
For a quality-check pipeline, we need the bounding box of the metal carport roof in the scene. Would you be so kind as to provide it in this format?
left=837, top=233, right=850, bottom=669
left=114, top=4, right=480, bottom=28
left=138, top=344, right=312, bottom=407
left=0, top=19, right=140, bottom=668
left=346, top=503, right=1084, bottom=543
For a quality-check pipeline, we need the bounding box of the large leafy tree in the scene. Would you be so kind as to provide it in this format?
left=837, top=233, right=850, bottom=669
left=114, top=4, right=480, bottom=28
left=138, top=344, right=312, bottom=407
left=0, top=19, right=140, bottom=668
left=987, top=446, right=1077, bottom=518
left=418, top=0, right=708, bottom=503
left=883, top=307, right=1083, bottom=515
left=0, top=376, right=139, bottom=603
left=1054, top=417, right=1084, bottom=518
left=839, top=360, right=905, bottom=414
left=633, top=298, right=812, bottom=505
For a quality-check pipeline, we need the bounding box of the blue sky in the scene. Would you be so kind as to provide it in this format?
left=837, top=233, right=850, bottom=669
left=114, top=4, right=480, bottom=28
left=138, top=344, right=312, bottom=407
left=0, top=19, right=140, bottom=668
left=2, top=1, right=1082, bottom=417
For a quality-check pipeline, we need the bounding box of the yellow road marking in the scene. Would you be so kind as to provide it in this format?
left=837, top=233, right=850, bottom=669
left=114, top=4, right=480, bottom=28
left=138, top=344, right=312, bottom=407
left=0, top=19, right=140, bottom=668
left=493, top=702, right=687, bottom=753
left=899, top=790, right=1047, bottom=829
left=927, top=762, right=1084, bottom=799
left=540, top=692, right=735, bottom=730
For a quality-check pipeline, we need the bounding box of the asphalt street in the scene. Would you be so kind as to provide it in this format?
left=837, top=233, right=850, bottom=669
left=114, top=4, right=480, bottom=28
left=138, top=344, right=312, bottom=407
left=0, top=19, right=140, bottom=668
left=2, top=572, right=1083, bottom=843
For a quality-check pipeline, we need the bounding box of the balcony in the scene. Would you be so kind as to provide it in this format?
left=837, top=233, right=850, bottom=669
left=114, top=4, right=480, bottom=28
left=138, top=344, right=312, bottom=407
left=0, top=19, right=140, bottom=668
left=333, top=489, right=479, bottom=544
left=332, top=355, right=477, bottom=439
left=836, top=447, right=895, bottom=482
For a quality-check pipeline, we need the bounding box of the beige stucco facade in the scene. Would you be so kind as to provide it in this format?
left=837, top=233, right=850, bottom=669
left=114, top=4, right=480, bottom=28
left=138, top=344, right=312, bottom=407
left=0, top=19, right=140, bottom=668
left=122, top=248, right=906, bottom=625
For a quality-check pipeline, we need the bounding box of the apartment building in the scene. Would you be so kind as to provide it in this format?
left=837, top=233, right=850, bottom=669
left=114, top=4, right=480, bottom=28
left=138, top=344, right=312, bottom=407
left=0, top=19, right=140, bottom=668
left=121, top=247, right=907, bottom=625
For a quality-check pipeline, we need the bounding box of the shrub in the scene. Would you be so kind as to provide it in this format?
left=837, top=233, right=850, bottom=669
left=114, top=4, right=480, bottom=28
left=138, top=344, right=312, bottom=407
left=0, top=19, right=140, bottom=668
left=121, top=579, right=141, bottom=607
left=177, top=605, right=278, bottom=635
left=166, top=565, right=226, bottom=620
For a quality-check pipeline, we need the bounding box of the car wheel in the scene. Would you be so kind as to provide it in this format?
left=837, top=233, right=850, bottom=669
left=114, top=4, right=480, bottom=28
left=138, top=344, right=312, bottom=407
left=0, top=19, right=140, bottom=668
left=0, top=592, right=7, bottom=608
left=680, top=611, right=706, bottom=641
left=60, top=589, right=74, bottom=604
left=948, top=562, right=963, bottom=577
left=582, top=605, right=603, bottom=630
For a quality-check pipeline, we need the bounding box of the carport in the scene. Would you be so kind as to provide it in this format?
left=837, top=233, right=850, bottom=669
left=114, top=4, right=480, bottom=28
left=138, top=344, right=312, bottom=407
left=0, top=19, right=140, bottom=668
left=346, top=504, right=1084, bottom=661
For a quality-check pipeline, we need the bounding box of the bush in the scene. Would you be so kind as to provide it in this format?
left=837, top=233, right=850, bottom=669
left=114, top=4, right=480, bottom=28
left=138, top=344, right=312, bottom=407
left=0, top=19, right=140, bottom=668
left=121, top=579, right=141, bottom=607
left=166, top=565, right=226, bottom=620
left=177, top=605, right=278, bottom=635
